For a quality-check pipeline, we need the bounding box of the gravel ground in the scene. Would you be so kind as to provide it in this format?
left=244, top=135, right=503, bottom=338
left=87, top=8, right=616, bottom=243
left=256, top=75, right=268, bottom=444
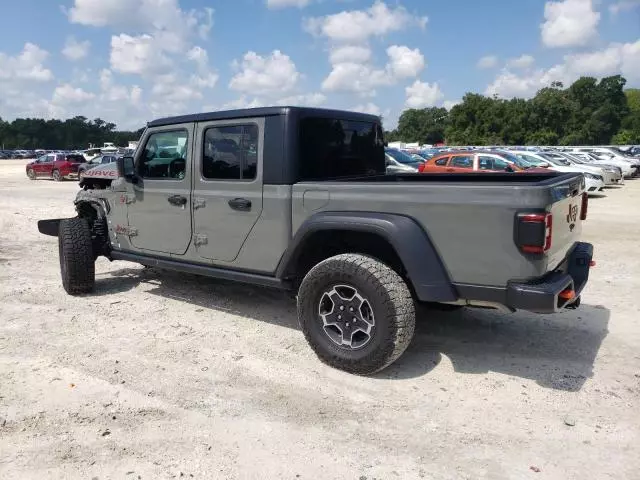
left=1, top=159, right=639, bottom=480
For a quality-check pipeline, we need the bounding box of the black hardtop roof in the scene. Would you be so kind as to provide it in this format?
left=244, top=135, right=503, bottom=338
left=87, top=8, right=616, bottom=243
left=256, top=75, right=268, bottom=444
left=147, top=106, right=381, bottom=128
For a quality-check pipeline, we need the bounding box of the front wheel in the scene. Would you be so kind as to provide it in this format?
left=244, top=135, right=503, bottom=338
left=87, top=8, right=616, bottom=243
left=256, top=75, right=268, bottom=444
left=27, top=168, right=36, bottom=180
left=52, top=169, right=62, bottom=182
left=58, top=218, right=95, bottom=295
left=297, top=254, right=416, bottom=375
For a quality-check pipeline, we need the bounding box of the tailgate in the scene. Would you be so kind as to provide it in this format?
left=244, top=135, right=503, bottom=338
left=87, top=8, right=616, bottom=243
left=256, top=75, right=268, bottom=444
left=546, top=174, right=585, bottom=269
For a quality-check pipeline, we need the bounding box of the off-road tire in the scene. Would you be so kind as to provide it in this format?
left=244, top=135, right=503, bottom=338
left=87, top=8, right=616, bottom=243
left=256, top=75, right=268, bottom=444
left=297, top=253, right=415, bottom=375
left=58, top=218, right=95, bottom=295
left=27, top=168, right=36, bottom=180
left=52, top=169, right=62, bottom=182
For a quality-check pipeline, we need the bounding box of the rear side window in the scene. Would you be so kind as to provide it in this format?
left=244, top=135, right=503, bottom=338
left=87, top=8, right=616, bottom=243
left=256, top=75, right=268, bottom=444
left=434, top=156, right=449, bottom=166
left=298, top=117, right=385, bottom=180
left=451, top=155, right=473, bottom=168
left=202, top=124, right=258, bottom=181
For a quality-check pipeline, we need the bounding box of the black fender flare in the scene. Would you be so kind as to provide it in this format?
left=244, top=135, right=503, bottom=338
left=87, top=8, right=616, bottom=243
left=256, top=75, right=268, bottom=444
left=276, top=211, right=458, bottom=302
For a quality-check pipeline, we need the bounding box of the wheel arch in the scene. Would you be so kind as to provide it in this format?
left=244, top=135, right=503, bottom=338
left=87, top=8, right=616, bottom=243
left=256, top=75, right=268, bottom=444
left=276, top=212, right=458, bottom=303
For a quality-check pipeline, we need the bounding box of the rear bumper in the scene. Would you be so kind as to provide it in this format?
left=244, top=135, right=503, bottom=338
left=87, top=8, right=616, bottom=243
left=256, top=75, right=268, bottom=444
left=506, top=242, right=593, bottom=314
left=452, top=242, right=594, bottom=314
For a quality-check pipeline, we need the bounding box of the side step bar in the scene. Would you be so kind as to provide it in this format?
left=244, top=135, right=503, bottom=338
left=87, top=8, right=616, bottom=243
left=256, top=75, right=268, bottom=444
left=110, top=250, right=289, bottom=290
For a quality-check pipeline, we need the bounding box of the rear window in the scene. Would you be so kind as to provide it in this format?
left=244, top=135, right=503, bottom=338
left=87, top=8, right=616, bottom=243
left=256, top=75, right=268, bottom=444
left=298, top=117, right=385, bottom=180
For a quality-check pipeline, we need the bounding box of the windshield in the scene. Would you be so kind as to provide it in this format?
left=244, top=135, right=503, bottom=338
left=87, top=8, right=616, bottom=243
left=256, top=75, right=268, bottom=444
left=495, top=151, right=532, bottom=168
left=516, top=153, right=547, bottom=166
left=385, top=148, right=418, bottom=165
left=539, top=153, right=570, bottom=166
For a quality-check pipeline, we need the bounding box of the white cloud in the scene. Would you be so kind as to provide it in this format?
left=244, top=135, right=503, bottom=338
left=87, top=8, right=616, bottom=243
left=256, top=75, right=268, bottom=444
left=187, top=46, right=209, bottom=69
left=405, top=80, right=444, bottom=108
left=0, top=43, right=53, bottom=82
left=229, top=50, right=300, bottom=96
left=352, top=102, right=381, bottom=115
left=329, top=45, right=372, bottom=64
left=267, top=0, right=311, bottom=8
left=322, top=62, right=391, bottom=94
left=486, top=39, right=640, bottom=98
left=386, top=45, right=425, bottom=79
left=609, top=0, right=640, bottom=15
left=443, top=100, right=460, bottom=110
left=477, top=55, right=498, bottom=69
left=110, top=34, right=170, bottom=75
left=507, top=54, right=535, bottom=69
left=62, top=36, right=90, bottom=61
left=322, top=45, right=426, bottom=95
left=68, top=0, right=212, bottom=44
left=277, top=93, right=327, bottom=106
left=52, top=84, right=95, bottom=104
left=541, top=0, right=600, bottom=48
left=304, top=1, right=427, bottom=44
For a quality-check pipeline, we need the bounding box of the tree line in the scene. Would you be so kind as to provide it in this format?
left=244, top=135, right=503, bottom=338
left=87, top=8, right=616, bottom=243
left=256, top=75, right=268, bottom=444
left=0, top=116, right=144, bottom=150
left=386, top=75, right=640, bottom=146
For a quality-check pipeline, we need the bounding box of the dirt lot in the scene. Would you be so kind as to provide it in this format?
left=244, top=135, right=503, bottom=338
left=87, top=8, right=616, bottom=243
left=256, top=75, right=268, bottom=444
left=0, top=159, right=639, bottom=480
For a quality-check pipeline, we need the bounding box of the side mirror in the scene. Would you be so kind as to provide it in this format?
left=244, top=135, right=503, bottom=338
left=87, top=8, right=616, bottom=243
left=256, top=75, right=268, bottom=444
left=505, top=165, right=515, bottom=173
left=384, top=141, right=389, bottom=147
left=117, top=156, right=136, bottom=181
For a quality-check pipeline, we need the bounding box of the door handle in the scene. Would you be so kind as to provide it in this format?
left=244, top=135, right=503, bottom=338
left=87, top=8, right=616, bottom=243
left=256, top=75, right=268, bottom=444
left=167, top=195, right=187, bottom=207
left=446, top=168, right=455, bottom=172
left=228, top=198, right=252, bottom=211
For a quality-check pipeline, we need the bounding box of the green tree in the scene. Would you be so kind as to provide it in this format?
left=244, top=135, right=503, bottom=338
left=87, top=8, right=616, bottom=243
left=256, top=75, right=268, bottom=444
left=394, top=107, right=448, bottom=144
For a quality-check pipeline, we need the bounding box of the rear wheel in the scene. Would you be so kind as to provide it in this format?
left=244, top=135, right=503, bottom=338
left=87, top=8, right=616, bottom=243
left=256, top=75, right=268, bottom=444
left=297, top=254, right=415, bottom=375
left=27, top=168, right=36, bottom=180
left=58, top=218, right=95, bottom=295
left=52, top=169, right=62, bottom=182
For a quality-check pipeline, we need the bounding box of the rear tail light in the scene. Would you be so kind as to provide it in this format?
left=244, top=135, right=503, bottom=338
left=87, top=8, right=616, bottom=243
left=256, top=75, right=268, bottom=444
left=580, top=192, right=588, bottom=220
left=418, top=163, right=425, bottom=173
left=516, top=213, right=553, bottom=254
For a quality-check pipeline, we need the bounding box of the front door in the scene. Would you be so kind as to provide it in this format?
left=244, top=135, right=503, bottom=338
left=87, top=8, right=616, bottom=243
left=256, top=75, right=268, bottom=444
left=36, top=154, right=55, bottom=176
left=126, top=124, right=194, bottom=255
left=192, top=118, right=264, bottom=263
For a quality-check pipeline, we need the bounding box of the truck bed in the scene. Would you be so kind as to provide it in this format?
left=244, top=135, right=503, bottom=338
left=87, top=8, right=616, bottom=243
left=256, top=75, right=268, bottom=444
left=331, top=171, right=580, bottom=185
left=292, top=171, right=585, bottom=288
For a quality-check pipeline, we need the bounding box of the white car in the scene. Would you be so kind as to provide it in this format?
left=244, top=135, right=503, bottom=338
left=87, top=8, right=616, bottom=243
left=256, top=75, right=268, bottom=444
left=513, top=151, right=605, bottom=195
left=570, top=148, right=638, bottom=178
left=541, top=151, right=621, bottom=186
left=560, top=152, right=623, bottom=185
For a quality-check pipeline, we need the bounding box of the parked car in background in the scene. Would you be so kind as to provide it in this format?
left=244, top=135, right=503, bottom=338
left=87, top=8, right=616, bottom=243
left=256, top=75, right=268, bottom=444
left=384, top=148, right=421, bottom=173
left=512, top=151, right=605, bottom=194
left=569, top=147, right=640, bottom=178
left=26, top=153, right=86, bottom=181
left=419, top=150, right=548, bottom=174
left=78, top=154, right=120, bottom=179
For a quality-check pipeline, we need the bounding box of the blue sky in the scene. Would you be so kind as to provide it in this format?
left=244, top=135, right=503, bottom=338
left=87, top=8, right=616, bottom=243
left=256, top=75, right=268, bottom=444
left=0, top=0, right=639, bottom=129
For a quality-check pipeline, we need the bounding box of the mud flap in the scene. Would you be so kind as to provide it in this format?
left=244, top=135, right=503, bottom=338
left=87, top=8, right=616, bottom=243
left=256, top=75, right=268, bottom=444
left=37, top=219, right=65, bottom=237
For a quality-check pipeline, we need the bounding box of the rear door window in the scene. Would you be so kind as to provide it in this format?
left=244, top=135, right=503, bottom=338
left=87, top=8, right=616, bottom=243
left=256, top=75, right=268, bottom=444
left=451, top=155, right=473, bottom=169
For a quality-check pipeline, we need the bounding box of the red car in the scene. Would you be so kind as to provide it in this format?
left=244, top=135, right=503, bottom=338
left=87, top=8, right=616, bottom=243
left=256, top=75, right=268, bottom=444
left=419, top=151, right=550, bottom=174
left=26, top=153, right=86, bottom=181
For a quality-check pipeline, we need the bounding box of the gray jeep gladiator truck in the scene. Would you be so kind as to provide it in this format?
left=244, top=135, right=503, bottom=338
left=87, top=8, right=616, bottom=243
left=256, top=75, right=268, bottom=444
left=38, top=106, right=594, bottom=374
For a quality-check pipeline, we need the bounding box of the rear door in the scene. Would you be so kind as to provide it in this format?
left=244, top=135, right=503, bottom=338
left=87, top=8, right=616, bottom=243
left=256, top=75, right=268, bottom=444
left=126, top=124, right=194, bottom=255
left=448, top=154, right=474, bottom=172
left=192, top=117, right=264, bottom=263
